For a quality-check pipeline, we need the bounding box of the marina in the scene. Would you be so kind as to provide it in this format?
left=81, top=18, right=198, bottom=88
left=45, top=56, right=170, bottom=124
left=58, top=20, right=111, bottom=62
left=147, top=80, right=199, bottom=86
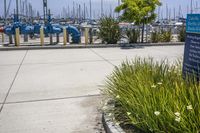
left=0, top=0, right=198, bottom=46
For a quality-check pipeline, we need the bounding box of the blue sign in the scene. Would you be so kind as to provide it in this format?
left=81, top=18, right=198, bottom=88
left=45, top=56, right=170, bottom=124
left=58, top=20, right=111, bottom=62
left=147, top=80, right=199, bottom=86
left=186, top=14, right=200, bottom=33
left=183, top=33, right=200, bottom=79
left=183, top=14, right=200, bottom=80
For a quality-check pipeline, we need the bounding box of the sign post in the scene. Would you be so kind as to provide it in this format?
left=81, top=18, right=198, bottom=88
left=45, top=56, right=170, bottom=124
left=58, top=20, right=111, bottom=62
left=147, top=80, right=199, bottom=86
left=183, top=14, right=200, bottom=80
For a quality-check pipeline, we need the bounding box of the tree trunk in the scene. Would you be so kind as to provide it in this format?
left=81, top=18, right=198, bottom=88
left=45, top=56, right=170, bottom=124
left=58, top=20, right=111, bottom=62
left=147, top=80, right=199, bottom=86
left=141, top=22, right=145, bottom=43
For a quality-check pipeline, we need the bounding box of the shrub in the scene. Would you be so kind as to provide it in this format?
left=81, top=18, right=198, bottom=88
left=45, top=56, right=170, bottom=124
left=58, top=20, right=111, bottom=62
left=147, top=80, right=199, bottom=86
left=125, top=28, right=140, bottom=43
left=98, top=17, right=121, bottom=44
left=159, top=29, right=172, bottom=42
left=151, top=30, right=159, bottom=43
left=178, top=25, right=186, bottom=42
left=103, top=58, right=200, bottom=132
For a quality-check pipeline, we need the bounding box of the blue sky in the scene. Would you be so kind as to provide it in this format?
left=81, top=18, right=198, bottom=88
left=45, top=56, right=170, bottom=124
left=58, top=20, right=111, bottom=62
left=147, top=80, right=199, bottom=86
left=0, top=0, right=199, bottom=18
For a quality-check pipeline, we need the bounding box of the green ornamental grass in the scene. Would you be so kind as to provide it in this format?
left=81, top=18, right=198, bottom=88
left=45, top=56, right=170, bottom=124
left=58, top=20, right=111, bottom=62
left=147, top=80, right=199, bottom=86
left=103, top=58, right=200, bottom=133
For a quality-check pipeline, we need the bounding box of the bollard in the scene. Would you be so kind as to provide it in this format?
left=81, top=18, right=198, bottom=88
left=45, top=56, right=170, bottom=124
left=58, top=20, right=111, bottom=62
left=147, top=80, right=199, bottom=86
left=40, top=27, right=44, bottom=46
left=63, top=28, right=67, bottom=45
left=40, top=28, right=44, bottom=45
left=1, top=33, right=4, bottom=43
left=24, top=34, right=28, bottom=42
left=50, top=34, right=53, bottom=45
left=67, top=31, right=69, bottom=44
left=85, top=28, right=89, bottom=45
left=15, top=28, right=20, bottom=47
left=9, top=35, right=13, bottom=44
left=89, top=28, right=93, bottom=44
left=56, top=33, right=60, bottom=44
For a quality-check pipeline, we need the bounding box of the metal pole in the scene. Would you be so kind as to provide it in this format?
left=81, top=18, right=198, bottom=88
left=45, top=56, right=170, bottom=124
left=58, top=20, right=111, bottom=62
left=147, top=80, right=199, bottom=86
left=89, top=0, right=92, bottom=20
left=79, top=4, right=81, bottom=20
left=101, top=0, right=103, bottom=17
left=43, top=0, right=48, bottom=23
left=174, top=8, right=176, bottom=20
left=16, top=0, right=19, bottom=18
left=191, top=0, right=193, bottom=14
left=84, top=3, right=86, bottom=20
left=43, top=0, right=45, bottom=22
left=166, top=4, right=168, bottom=20
left=4, top=0, right=6, bottom=24
left=73, top=1, right=75, bottom=20
left=118, top=0, right=120, bottom=17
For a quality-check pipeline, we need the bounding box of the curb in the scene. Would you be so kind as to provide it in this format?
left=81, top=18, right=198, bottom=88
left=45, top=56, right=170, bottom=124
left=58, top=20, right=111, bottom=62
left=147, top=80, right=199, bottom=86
left=102, top=101, right=125, bottom=133
left=0, top=42, right=184, bottom=51
left=102, top=112, right=125, bottom=133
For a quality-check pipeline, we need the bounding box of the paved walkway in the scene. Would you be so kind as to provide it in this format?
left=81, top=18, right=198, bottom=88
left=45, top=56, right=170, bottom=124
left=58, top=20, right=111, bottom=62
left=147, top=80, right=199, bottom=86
left=0, top=45, right=184, bottom=133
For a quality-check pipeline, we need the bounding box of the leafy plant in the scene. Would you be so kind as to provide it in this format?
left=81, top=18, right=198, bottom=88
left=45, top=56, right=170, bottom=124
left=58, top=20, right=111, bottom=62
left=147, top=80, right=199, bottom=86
left=159, top=29, right=172, bottom=42
left=178, top=25, right=186, bottom=42
left=125, top=28, right=140, bottom=43
left=98, top=17, right=121, bottom=44
left=103, top=58, right=200, bottom=132
left=115, top=0, right=161, bottom=25
left=151, top=30, right=159, bottom=43
left=115, top=0, right=161, bottom=43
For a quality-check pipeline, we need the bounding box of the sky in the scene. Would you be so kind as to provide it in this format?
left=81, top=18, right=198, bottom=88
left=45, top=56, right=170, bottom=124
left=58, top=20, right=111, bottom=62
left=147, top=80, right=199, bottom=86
left=0, top=0, right=199, bottom=19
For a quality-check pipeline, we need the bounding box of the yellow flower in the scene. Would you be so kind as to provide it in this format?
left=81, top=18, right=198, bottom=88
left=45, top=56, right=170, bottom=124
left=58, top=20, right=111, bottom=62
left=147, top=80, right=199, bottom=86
left=157, top=82, right=162, bottom=85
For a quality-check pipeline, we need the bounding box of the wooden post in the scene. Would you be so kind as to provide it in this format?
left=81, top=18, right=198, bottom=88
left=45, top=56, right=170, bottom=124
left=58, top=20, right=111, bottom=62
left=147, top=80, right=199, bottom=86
left=63, top=28, right=67, bottom=45
left=40, top=27, right=44, bottom=46
left=85, top=28, right=89, bottom=45
left=15, top=28, right=20, bottom=46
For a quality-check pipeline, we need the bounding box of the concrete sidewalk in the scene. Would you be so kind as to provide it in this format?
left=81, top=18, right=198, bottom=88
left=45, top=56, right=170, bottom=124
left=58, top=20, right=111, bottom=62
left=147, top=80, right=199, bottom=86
left=0, top=45, right=184, bottom=133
